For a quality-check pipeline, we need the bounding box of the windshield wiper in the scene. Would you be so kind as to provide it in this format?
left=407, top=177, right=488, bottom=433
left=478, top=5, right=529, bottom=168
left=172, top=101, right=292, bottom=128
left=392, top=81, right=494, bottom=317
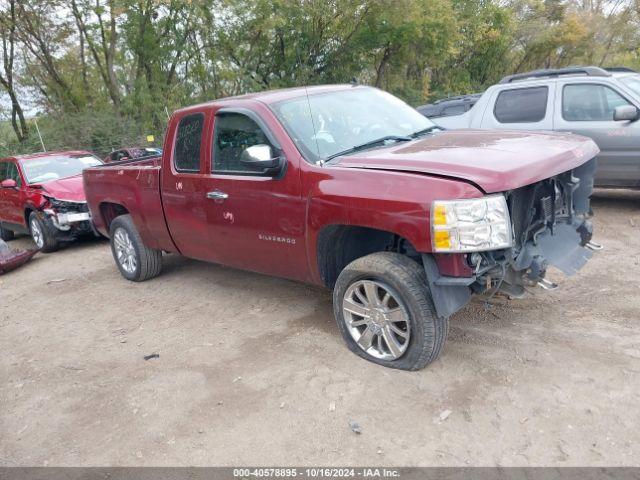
left=324, top=135, right=412, bottom=162
left=410, top=125, right=443, bottom=138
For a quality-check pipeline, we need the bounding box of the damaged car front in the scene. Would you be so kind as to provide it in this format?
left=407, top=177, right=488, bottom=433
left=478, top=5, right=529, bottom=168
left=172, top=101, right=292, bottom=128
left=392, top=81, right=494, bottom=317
left=41, top=196, right=94, bottom=237
left=425, top=157, right=600, bottom=318
left=328, top=121, right=601, bottom=321
left=19, top=152, right=103, bottom=252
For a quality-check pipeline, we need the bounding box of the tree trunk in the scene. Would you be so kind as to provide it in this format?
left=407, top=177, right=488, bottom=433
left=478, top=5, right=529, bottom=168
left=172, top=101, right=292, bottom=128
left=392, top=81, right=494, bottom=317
left=375, top=45, right=393, bottom=88
left=0, top=0, right=28, bottom=142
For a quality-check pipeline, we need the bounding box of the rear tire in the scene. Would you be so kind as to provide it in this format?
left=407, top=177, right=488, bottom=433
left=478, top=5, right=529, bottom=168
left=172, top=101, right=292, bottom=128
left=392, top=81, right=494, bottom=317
left=29, top=212, right=60, bottom=253
left=109, top=214, right=162, bottom=282
left=333, top=252, right=448, bottom=371
left=0, top=224, right=14, bottom=241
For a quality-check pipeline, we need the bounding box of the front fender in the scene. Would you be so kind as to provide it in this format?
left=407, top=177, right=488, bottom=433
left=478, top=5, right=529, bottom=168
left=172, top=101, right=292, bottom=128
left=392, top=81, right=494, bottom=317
left=304, top=167, right=483, bottom=284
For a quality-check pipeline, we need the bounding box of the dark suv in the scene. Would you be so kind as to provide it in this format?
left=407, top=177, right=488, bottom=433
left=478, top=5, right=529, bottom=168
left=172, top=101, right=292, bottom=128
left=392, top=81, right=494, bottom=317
left=417, top=93, right=481, bottom=118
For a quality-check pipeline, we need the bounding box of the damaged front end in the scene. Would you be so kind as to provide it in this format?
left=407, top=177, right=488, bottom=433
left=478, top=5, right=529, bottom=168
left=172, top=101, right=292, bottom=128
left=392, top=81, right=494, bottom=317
left=41, top=197, right=97, bottom=241
left=424, top=158, right=599, bottom=319
left=504, top=158, right=599, bottom=292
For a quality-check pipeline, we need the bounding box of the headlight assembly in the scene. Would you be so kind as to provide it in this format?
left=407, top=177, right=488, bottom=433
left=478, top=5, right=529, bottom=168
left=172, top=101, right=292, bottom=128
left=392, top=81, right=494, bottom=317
left=432, top=195, right=513, bottom=253
left=44, top=196, right=87, bottom=213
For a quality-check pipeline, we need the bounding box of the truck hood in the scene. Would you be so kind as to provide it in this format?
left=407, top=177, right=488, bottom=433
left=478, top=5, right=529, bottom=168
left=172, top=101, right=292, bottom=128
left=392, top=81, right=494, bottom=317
left=330, top=130, right=600, bottom=193
left=32, top=175, right=86, bottom=202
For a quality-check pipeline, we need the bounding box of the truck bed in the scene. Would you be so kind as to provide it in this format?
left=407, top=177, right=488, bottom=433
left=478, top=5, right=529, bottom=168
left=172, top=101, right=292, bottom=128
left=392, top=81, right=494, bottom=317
left=83, top=155, right=176, bottom=252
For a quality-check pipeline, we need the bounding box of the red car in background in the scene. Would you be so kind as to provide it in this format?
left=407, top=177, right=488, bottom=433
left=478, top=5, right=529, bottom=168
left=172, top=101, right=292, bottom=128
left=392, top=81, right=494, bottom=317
left=104, top=147, right=162, bottom=163
left=0, top=151, right=103, bottom=252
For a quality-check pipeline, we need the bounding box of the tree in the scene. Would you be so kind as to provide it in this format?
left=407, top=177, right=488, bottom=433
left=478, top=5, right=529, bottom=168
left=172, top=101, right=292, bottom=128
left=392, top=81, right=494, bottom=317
left=2, top=0, right=640, bottom=152
left=427, top=0, right=512, bottom=96
left=71, top=0, right=122, bottom=108
left=15, top=1, right=86, bottom=111
left=0, top=0, right=28, bottom=142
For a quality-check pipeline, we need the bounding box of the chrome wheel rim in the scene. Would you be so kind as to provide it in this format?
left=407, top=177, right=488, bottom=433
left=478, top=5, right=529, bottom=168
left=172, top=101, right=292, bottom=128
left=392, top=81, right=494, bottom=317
left=113, top=227, right=137, bottom=274
left=30, top=219, right=44, bottom=249
left=342, top=279, right=410, bottom=360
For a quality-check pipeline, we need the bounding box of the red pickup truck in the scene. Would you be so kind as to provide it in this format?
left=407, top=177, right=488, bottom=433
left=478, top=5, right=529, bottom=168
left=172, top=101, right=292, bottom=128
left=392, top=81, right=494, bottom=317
left=83, top=85, right=600, bottom=370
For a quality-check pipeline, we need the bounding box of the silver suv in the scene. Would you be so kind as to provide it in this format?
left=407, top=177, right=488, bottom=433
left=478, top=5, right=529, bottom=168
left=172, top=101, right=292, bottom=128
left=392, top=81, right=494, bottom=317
left=433, top=67, right=640, bottom=188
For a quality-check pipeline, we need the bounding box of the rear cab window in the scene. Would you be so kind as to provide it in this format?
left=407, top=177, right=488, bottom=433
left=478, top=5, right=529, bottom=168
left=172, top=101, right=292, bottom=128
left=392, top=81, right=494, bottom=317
left=493, top=87, right=549, bottom=123
left=493, top=86, right=549, bottom=123
left=173, top=113, right=205, bottom=173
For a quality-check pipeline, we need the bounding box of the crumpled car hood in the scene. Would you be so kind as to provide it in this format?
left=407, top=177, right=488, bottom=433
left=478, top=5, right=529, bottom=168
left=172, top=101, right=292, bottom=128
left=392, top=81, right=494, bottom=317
left=330, top=130, right=600, bottom=193
left=33, top=175, right=86, bottom=202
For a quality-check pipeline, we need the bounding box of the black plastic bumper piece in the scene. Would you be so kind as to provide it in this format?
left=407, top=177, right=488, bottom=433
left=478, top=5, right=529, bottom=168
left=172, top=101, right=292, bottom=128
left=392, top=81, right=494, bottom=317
left=422, top=254, right=472, bottom=319
left=513, top=221, right=593, bottom=277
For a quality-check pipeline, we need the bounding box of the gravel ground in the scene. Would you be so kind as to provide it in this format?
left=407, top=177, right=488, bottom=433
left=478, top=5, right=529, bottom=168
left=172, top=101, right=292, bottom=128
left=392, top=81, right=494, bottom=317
left=1, top=188, right=639, bottom=467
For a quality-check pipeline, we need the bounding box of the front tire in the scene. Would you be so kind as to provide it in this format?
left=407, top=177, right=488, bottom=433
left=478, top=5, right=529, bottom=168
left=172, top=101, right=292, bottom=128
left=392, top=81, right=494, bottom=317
left=29, top=212, right=59, bottom=253
left=333, top=252, right=448, bottom=371
left=0, top=224, right=15, bottom=241
left=109, top=214, right=162, bottom=282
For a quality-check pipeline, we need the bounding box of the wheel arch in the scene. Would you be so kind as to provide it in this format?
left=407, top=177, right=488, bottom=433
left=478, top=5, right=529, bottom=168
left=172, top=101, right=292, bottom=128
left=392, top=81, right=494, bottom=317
left=99, top=202, right=130, bottom=232
left=24, top=205, right=37, bottom=226
left=316, top=224, right=421, bottom=289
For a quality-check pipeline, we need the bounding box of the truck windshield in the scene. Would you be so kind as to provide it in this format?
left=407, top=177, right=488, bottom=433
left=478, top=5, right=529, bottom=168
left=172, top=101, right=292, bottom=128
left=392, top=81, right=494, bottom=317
left=272, top=87, right=435, bottom=163
left=620, top=75, right=640, bottom=98
left=20, top=155, right=102, bottom=184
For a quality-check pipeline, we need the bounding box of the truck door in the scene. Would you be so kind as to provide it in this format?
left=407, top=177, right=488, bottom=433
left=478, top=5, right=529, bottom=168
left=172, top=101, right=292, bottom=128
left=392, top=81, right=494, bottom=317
left=554, top=82, right=640, bottom=188
left=201, top=108, right=308, bottom=282
left=480, top=84, right=555, bottom=131
left=160, top=110, right=218, bottom=260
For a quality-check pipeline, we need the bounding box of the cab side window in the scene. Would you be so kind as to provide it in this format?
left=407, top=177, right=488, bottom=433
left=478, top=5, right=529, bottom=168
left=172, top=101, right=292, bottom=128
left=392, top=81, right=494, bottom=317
left=494, top=87, right=548, bottom=123
left=1, top=162, right=21, bottom=186
left=174, top=113, right=204, bottom=173
left=562, top=84, right=631, bottom=121
left=213, top=113, right=273, bottom=174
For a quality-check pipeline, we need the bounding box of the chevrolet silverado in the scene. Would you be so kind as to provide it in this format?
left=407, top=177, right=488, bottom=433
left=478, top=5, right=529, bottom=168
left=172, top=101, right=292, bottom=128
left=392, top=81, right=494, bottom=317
left=83, top=85, right=600, bottom=370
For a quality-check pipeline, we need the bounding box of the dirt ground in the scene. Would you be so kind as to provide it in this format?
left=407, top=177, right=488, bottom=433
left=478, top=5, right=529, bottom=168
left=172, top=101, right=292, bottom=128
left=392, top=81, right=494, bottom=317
left=1, top=189, right=639, bottom=467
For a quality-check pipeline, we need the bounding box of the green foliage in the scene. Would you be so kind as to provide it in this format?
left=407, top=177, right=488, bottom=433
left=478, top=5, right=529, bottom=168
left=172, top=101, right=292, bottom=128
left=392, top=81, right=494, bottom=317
left=0, top=0, right=638, bottom=156
left=430, top=0, right=514, bottom=96
left=0, top=111, right=162, bottom=158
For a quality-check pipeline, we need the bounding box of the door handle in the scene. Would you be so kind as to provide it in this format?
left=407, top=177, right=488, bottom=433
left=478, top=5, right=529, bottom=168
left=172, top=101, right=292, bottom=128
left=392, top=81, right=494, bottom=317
left=206, top=190, right=229, bottom=201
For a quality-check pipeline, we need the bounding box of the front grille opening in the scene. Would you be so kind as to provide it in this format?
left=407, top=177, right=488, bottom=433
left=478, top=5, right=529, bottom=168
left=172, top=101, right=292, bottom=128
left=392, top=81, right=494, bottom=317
left=507, top=177, right=570, bottom=249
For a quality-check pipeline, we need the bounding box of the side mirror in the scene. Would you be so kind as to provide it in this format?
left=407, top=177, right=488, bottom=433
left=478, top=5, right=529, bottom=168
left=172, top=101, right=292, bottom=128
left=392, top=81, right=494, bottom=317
left=1, top=179, right=17, bottom=189
left=240, top=144, right=284, bottom=175
left=613, top=105, right=639, bottom=122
